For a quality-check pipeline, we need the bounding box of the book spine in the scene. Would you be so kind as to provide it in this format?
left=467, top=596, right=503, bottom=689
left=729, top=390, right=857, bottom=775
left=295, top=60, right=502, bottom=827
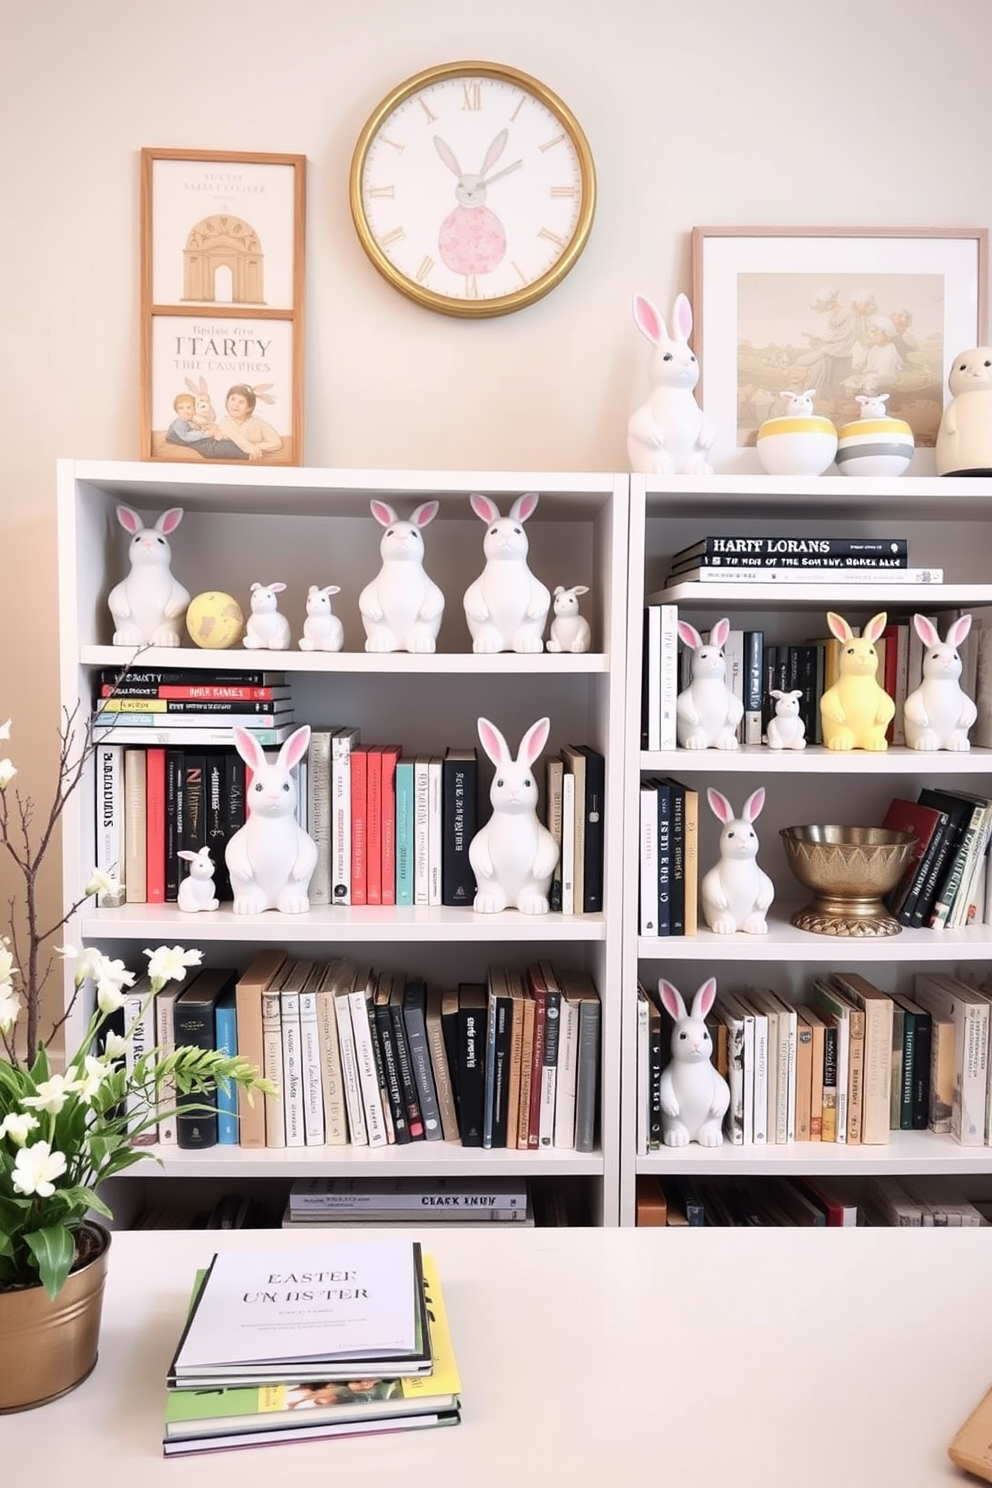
left=516, top=995, right=536, bottom=1150
left=457, top=1000, right=486, bottom=1147
left=546, top=757, right=564, bottom=912
left=144, top=746, right=166, bottom=903
left=639, top=785, right=659, bottom=936
left=404, top=988, right=443, bottom=1142
left=426, top=991, right=460, bottom=1142
left=673, top=537, right=909, bottom=560
left=413, top=756, right=430, bottom=905
left=298, top=991, right=325, bottom=1146
left=123, top=748, right=147, bottom=902
left=428, top=756, right=443, bottom=907
left=333, top=993, right=367, bottom=1146
left=123, top=988, right=157, bottom=1145
left=656, top=784, right=671, bottom=937
left=561, top=770, right=575, bottom=915
left=580, top=747, right=605, bottom=914
left=101, top=683, right=290, bottom=701
left=374, top=1003, right=411, bottom=1143
left=280, top=987, right=305, bottom=1149
left=233, top=963, right=273, bottom=1150
left=538, top=985, right=561, bottom=1148
left=348, top=988, right=388, bottom=1147
left=350, top=747, right=368, bottom=906
left=203, top=754, right=232, bottom=902
left=213, top=996, right=239, bottom=1145
left=174, top=997, right=218, bottom=1150
left=441, top=753, right=478, bottom=907
left=389, top=997, right=425, bottom=1140
left=553, top=995, right=579, bottom=1149
left=154, top=987, right=179, bottom=1146
left=314, top=989, right=348, bottom=1145
left=658, top=603, right=679, bottom=751
left=394, top=760, right=415, bottom=906
left=307, top=731, right=333, bottom=907
left=666, top=565, right=942, bottom=585
left=365, top=748, right=383, bottom=905
left=527, top=988, right=547, bottom=1149
left=743, top=630, right=764, bottom=745
left=93, top=743, right=125, bottom=904
left=379, top=745, right=398, bottom=907
left=821, top=1025, right=838, bottom=1142
left=98, top=668, right=286, bottom=687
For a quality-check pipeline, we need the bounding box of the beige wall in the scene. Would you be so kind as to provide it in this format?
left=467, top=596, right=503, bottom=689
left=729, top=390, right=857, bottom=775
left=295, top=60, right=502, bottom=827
left=1, top=0, right=989, bottom=1017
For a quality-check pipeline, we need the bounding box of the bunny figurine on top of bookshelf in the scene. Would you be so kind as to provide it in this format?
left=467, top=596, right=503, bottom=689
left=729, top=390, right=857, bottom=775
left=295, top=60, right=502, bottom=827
left=657, top=977, right=730, bottom=1146
left=903, top=612, right=977, bottom=751
left=819, top=610, right=895, bottom=751
left=627, top=292, right=716, bottom=476
left=360, top=499, right=445, bottom=653
left=108, top=504, right=190, bottom=646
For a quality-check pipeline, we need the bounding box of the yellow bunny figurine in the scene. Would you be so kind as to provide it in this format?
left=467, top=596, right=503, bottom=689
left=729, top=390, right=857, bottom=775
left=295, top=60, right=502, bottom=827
left=819, top=611, right=895, bottom=751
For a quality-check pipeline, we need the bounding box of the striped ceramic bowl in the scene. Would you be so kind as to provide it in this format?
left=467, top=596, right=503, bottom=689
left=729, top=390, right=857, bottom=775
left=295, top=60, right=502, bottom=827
left=836, top=416, right=914, bottom=477
left=756, top=415, right=838, bottom=476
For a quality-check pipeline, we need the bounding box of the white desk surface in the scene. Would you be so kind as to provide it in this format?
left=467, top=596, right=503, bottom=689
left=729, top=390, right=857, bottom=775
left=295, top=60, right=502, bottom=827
left=4, top=1226, right=989, bottom=1486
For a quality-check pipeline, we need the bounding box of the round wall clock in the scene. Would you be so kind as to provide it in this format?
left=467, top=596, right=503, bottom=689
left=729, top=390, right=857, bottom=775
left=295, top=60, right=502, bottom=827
left=349, top=61, right=596, bottom=317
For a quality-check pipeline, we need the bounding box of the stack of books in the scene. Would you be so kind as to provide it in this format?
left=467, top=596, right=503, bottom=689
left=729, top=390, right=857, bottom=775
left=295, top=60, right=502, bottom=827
left=93, top=666, right=296, bottom=745
left=282, top=1176, right=532, bottom=1229
left=657, top=533, right=941, bottom=588
left=163, top=1239, right=461, bottom=1455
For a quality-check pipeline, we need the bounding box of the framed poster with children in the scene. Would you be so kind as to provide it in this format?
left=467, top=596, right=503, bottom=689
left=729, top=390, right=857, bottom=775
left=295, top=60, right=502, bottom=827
left=141, top=148, right=306, bottom=465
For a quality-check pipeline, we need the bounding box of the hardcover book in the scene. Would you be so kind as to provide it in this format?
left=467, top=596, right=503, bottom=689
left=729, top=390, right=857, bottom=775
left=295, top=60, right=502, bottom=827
left=441, top=747, right=478, bottom=907
left=174, top=968, right=237, bottom=1150
left=233, top=948, right=287, bottom=1149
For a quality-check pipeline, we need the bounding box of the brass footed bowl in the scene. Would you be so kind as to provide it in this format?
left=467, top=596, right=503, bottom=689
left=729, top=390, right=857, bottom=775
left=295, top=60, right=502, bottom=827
left=780, top=824, right=916, bottom=937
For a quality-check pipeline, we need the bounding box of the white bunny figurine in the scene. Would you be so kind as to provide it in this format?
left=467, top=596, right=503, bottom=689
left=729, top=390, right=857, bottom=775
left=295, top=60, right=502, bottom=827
left=855, top=392, right=891, bottom=419
left=627, top=292, right=716, bottom=476
left=463, top=492, right=550, bottom=653
left=176, top=845, right=219, bottom=913
left=701, top=787, right=774, bottom=935
left=469, top=715, right=559, bottom=914
left=224, top=725, right=318, bottom=914
left=298, top=584, right=344, bottom=652
left=243, top=581, right=291, bottom=650
left=780, top=388, right=817, bottom=417
left=546, top=585, right=591, bottom=654
left=766, top=688, right=807, bottom=750
left=359, top=499, right=445, bottom=653
left=657, top=977, right=730, bottom=1146
left=903, top=612, right=977, bottom=750
left=108, top=504, right=190, bottom=647
left=676, top=617, right=742, bottom=749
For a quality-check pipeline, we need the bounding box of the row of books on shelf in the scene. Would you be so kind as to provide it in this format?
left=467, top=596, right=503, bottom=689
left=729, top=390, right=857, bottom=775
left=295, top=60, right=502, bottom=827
left=659, top=532, right=938, bottom=588
left=635, top=1174, right=990, bottom=1228
left=637, top=967, right=992, bottom=1151
left=642, top=602, right=992, bottom=752
left=122, top=948, right=601, bottom=1154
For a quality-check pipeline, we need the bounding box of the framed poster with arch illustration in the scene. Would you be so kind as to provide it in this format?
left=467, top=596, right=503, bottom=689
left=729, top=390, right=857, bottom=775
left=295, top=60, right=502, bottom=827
left=691, top=225, right=988, bottom=473
left=140, top=148, right=306, bottom=466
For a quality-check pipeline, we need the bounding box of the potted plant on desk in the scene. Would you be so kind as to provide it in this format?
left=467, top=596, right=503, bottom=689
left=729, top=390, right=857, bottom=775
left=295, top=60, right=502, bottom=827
left=0, top=713, right=271, bottom=1412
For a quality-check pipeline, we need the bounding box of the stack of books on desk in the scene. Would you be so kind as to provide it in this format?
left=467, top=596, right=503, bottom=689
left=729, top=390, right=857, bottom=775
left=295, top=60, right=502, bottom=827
left=163, top=1239, right=461, bottom=1455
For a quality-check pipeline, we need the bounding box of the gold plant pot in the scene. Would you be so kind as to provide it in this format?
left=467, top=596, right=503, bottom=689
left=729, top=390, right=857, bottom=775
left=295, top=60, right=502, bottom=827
left=780, top=824, right=917, bottom=937
left=0, top=1221, right=110, bottom=1412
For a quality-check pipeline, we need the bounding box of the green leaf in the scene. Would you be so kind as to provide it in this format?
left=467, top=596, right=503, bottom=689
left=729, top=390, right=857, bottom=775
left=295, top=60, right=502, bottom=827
left=25, top=1224, right=75, bottom=1299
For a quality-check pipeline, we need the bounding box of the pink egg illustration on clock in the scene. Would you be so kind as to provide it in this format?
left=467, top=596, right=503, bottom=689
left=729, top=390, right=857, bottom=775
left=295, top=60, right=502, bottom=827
left=433, top=129, right=523, bottom=277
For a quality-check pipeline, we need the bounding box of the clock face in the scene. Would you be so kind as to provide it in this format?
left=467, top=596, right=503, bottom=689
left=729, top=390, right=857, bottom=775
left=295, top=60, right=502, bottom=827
left=350, top=62, right=596, bottom=317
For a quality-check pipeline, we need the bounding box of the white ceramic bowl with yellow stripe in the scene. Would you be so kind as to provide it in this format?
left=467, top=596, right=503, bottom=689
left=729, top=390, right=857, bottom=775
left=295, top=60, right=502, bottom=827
left=756, top=415, right=838, bottom=476
left=835, top=416, right=914, bottom=477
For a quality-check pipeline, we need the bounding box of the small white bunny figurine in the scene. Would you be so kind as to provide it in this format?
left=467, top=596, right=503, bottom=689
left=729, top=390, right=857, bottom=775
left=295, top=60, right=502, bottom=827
left=469, top=715, right=559, bottom=914
left=176, top=845, right=219, bottom=912
left=298, top=584, right=344, bottom=652
left=657, top=977, right=730, bottom=1146
left=903, top=612, right=977, bottom=750
left=766, top=688, right=807, bottom=750
left=224, top=725, right=318, bottom=914
left=108, top=504, right=190, bottom=647
left=701, top=787, right=774, bottom=935
left=359, top=500, right=445, bottom=653
left=676, top=617, right=742, bottom=749
left=627, top=292, right=716, bottom=475
left=463, top=492, right=550, bottom=653
left=855, top=392, right=891, bottom=419
left=243, top=581, right=291, bottom=650
left=780, top=388, right=817, bottom=417
left=546, top=585, right=591, bottom=654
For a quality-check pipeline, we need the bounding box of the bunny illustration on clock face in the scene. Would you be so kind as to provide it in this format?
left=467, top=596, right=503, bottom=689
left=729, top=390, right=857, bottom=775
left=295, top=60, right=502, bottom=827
left=350, top=62, right=596, bottom=317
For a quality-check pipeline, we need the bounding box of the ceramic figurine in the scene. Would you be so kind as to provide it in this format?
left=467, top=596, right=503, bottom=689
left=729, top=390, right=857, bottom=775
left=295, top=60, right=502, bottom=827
left=243, top=581, right=292, bottom=650
left=108, top=504, right=190, bottom=647
left=755, top=388, right=838, bottom=475
left=546, top=585, right=591, bottom=653
left=835, top=392, right=914, bottom=477
left=676, top=617, right=742, bottom=750
left=903, top=613, right=977, bottom=751
left=766, top=688, right=807, bottom=750
left=176, top=845, right=219, bottom=912
left=701, top=787, right=774, bottom=935
left=360, top=499, right=445, bottom=653
left=627, top=292, right=716, bottom=475
left=186, top=591, right=245, bottom=649
left=469, top=715, right=559, bottom=914
left=463, top=492, right=550, bottom=654
left=935, top=347, right=992, bottom=475
left=298, top=584, right=344, bottom=652
left=820, top=611, right=894, bottom=751
left=657, top=977, right=731, bottom=1146
left=225, top=724, right=318, bottom=913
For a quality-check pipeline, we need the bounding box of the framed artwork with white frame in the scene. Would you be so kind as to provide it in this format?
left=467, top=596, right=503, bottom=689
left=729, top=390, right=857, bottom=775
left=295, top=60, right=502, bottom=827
left=691, top=225, right=988, bottom=473
left=141, top=148, right=305, bottom=465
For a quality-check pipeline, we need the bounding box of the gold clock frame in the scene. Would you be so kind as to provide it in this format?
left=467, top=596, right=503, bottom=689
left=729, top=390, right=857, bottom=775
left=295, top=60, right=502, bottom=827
left=349, top=61, right=596, bottom=318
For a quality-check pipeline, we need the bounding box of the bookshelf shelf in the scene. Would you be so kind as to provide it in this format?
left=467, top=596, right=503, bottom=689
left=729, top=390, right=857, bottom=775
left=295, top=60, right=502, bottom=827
left=635, top=1129, right=992, bottom=1178
left=636, top=916, right=992, bottom=962
left=83, top=645, right=611, bottom=676
left=123, top=1141, right=605, bottom=1180
left=640, top=745, right=992, bottom=775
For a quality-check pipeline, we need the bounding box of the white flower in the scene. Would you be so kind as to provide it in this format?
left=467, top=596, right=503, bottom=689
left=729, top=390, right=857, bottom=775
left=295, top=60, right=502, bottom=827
left=94, top=957, right=136, bottom=1011
left=96, top=982, right=127, bottom=1015
left=84, top=866, right=121, bottom=899
left=57, top=944, right=106, bottom=988
left=0, top=980, right=21, bottom=1034
left=0, top=719, right=10, bottom=741
left=145, top=945, right=203, bottom=990
left=0, top=1112, right=39, bottom=1146
left=68, top=1054, right=108, bottom=1103
left=101, top=1031, right=128, bottom=1061
left=11, top=1140, right=68, bottom=1197
left=0, top=758, right=16, bottom=789
left=21, top=1073, right=74, bottom=1116
left=0, top=939, right=16, bottom=982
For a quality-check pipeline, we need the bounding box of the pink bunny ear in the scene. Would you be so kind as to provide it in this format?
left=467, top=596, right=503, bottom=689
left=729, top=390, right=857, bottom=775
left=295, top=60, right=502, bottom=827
left=470, top=493, right=500, bottom=525
left=742, top=787, right=765, bottom=822
left=278, top=724, right=311, bottom=773
left=155, top=507, right=184, bottom=536
left=518, top=716, right=550, bottom=767
left=116, top=504, right=142, bottom=535
left=509, top=492, right=540, bottom=523
left=632, top=294, right=666, bottom=346
left=863, top=612, right=888, bottom=644
left=826, top=611, right=854, bottom=643
left=672, top=293, right=693, bottom=343
left=708, top=617, right=730, bottom=648
left=947, top=613, right=973, bottom=646
left=477, top=716, right=510, bottom=766
left=707, top=787, right=733, bottom=823
left=657, top=979, right=687, bottom=1022
left=677, top=620, right=703, bottom=649
left=691, top=978, right=717, bottom=1021
left=913, top=613, right=940, bottom=647
left=370, top=499, right=398, bottom=527
left=177, top=849, right=196, bottom=862
left=232, top=725, right=268, bottom=774
left=411, top=500, right=439, bottom=528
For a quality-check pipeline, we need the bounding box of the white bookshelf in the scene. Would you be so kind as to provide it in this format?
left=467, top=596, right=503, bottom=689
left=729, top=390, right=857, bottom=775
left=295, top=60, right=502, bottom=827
left=56, top=460, right=629, bottom=1225
left=622, top=473, right=992, bottom=1224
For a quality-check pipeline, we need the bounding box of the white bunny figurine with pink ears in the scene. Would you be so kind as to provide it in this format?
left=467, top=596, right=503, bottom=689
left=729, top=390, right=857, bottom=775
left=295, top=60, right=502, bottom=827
left=657, top=977, right=730, bottom=1146
left=244, top=581, right=291, bottom=650
left=676, top=617, right=743, bottom=749
left=224, top=725, right=318, bottom=914
left=176, top=845, right=219, bottom=913
left=627, top=292, right=716, bottom=475
left=469, top=715, right=559, bottom=914
left=108, top=504, right=190, bottom=646
left=903, top=612, right=977, bottom=751
left=463, top=492, right=550, bottom=653
left=298, top=584, right=344, bottom=652
left=360, top=499, right=445, bottom=653
left=701, top=787, right=774, bottom=935
left=546, top=585, right=591, bottom=654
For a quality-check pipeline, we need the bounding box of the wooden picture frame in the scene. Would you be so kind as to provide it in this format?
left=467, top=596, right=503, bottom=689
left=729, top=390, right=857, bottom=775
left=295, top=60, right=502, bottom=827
left=691, top=225, right=988, bottom=473
left=141, top=148, right=306, bottom=466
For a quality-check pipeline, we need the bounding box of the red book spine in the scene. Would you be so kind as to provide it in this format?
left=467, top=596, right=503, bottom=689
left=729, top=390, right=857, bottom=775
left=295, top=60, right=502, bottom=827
left=379, top=745, right=401, bottom=907
left=366, top=746, right=383, bottom=905
left=882, top=623, right=900, bottom=742
left=145, top=747, right=166, bottom=903
left=350, top=747, right=368, bottom=906
left=100, top=684, right=284, bottom=701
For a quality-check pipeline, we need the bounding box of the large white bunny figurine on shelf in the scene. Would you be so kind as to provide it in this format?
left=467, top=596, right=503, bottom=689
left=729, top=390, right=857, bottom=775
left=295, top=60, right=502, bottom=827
left=243, top=581, right=292, bottom=650
left=108, top=505, right=190, bottom=646
left=298, top=584, right=344, bottom=652
left=676, top=617, right=742, bottom=749
left=225, top=725, right=318, bottom=914
left=176, top=845, right=219, bottom=913
left=546, top=585, right=591, bottom=654
left=360, top=499, right=445, bottom=653
left=463, top=492, right=550, bottom=653
left=903, top=612, right=977, bottom=751
left=657, top=977, right=730, bottom=1146
left=701, top=787, right=774, bottom=935
left=469, top=715, right=559, bottom=914
left=627, top=292, right=716, bottom=476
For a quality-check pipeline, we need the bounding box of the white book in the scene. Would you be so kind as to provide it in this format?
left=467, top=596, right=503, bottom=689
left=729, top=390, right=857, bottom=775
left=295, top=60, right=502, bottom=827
left=658, top=602, right=679, bottom=751
left=738, top=995, right=769, bottom=1144
left=154, top=984, right=183, bottom=1146
left=715, top=1003, right=744, bottom=1146
left=428, top=755, right=443, bottom=907
left=333, top=987, right=368, bottom=1147
left=123, top=982, right=156, bottom=1144
left=724, top=627, right=745, bottom=743
left=261, top=988, right=285, bottom=1149
left=280, top=977, right=305, bottom=1149
left=751, top=987, right=796, bottom=1143
left=413, top=754, right=430, bottom=906
left=299, top=979, right=325, bottom=1147
left=639, top=783, right=659, bottom=936
left=348, top=980, right=388, bottom=1148
left=644, top=605, right=661, bottom=751
left=93, top=742, right=125, bottom=905
left=719, top=992, right=754, bottom=1145
left=561, top=770, right=576, bottom=916
left=296, top=759, right=308, bottom=831
left=780, top=999, right=798, bottom=1141
left=636, top=988, right=650, bottom=1157
left=331, top=727, right=359, bottom=905
left=653, top=565, right=944, bottom=590
left=306, top=729, right=333, bottom=906
left=553, top=991, right=579, bottom=1149
left=316, top=959, right=352, bottom=1146
left=914, top=972, right=990, bottom=1145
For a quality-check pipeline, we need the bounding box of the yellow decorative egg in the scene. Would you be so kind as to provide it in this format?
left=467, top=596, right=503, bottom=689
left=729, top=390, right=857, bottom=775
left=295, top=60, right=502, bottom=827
left=185, top=591, right=245, bottom=649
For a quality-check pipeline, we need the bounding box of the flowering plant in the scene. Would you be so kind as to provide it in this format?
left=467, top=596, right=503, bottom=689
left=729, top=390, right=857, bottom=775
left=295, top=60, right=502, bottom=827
left=0, top=716, right=271, bottom=1298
